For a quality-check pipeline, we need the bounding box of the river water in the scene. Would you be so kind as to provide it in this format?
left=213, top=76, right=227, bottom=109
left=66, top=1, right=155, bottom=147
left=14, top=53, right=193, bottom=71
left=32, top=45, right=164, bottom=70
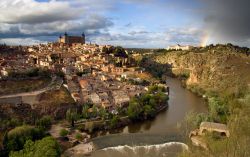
left=88, top=77, right=208, bottom=157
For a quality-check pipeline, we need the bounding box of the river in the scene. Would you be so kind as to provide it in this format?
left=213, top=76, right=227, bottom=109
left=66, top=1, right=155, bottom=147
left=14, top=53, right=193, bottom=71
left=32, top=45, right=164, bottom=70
left=88, top=77, right=208, bottom=157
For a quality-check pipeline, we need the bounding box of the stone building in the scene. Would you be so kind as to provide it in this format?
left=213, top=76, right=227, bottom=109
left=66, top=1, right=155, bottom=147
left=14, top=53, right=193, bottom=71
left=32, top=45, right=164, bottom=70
left=58, top=32, right=85, bottom=45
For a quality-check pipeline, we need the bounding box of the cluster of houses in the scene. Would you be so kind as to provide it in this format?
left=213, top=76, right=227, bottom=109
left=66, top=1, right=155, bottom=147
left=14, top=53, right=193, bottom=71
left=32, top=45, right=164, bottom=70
left=0, top=45, right=34, bottom=78
left=0, top=34, right=150, bottom=112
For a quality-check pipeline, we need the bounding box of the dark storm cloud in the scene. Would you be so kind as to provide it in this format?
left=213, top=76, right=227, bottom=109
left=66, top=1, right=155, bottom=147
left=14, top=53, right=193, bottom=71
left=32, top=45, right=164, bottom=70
left=203, top=0, right=250, bottom=42
left=0, top=14, right=113, bottom=41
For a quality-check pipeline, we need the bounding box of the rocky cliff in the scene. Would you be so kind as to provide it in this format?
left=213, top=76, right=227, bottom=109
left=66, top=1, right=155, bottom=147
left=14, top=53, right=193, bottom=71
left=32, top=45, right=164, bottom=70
left=144, top=44, right=250, bottom=97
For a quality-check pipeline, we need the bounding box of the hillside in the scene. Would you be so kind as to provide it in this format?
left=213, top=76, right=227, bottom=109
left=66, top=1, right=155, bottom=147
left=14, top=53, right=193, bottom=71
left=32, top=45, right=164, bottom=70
left=140, top=44, right=250, bottom=97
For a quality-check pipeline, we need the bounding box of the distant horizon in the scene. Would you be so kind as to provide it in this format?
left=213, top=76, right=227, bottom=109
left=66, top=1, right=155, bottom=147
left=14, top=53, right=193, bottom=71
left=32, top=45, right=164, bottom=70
left=2, top=40, right=249, bottom=50
left=0, top=0, right=250, bottom=48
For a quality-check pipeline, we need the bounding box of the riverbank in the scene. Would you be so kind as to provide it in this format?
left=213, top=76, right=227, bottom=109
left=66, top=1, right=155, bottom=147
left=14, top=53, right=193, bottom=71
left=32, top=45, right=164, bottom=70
left=63, top=142, right=94, bottom=157
left=73, top=104, right=168, bottom=135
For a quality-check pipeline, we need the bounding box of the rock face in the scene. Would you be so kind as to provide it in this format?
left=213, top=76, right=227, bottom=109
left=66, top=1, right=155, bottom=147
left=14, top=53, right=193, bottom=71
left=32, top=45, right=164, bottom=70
left=150, top=45, right=250, bottom=96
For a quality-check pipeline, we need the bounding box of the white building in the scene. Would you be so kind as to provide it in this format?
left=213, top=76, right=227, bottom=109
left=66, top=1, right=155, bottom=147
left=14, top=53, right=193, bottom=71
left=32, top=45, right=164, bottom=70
left=166, top=44, right=193, bottom=51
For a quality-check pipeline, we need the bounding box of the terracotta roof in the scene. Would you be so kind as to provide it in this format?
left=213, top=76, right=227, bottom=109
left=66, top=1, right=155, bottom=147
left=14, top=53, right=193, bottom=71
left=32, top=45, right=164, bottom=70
left=79, top=79, right=89, bottom=88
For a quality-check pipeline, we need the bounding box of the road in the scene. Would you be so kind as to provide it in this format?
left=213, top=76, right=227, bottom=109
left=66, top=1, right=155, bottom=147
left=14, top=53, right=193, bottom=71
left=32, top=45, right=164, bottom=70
left=0, top=76, right=63, bottom=99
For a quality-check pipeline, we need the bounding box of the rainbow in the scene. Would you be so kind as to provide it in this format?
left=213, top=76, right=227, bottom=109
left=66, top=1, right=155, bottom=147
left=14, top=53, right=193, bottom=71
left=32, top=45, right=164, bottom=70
left=200, top=33, right=209, bottom=47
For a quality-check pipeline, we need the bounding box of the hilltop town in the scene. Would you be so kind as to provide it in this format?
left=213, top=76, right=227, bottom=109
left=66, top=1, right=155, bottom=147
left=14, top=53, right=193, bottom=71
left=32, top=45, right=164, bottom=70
left=0, top=33, right=160, bottom=109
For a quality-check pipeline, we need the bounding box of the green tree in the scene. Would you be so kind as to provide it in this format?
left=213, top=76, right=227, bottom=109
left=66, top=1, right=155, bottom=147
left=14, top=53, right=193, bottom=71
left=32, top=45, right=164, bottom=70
left=154, top=92, right=169, bottom=105
left=35, top=116, right=52, bottom=131
left=66, top=109, right=78, bottom=127
left=4, top=125, right=45, bottom=152
left=91, top=105, right=98, bottom=118
left=82, top=104, right=90, bottom=119
left=143, top=105, right=156, bottom=118
left=127, top=98, right=143, bottom=120
left=110, top=115, right=119, bottom=128
left=9, top=136, right=61, bottom=157
left=99, top=108, right=107, bottom=120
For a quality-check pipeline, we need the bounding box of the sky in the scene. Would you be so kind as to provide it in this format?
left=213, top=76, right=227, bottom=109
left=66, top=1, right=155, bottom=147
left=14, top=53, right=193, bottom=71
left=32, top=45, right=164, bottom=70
left=0, top=0, right=249, bottom=48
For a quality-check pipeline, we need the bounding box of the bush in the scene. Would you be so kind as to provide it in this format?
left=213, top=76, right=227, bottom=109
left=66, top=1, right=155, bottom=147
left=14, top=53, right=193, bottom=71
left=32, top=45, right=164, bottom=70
left=59, top=129, right=69, bottom=137
left=208, top=97, right=229, bottom=123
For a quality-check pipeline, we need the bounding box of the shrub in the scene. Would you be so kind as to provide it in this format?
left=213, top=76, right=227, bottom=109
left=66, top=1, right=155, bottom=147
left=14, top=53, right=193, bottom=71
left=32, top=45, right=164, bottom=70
left=208, top=97, right=229, bottom=123
left=59, top=129, right=69, bottom=137
left=75, top=133, right=83, bottom=141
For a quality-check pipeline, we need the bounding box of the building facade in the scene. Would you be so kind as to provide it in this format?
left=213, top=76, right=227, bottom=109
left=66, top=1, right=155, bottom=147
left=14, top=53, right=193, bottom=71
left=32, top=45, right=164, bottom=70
left=58, top=32, right=85, bottom=44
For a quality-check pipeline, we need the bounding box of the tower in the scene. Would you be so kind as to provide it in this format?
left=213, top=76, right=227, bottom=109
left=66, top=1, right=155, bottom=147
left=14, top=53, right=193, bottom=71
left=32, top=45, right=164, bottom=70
left=82, top=32, right=85, bottom=44
left=58, top=35, right=62, bottom=43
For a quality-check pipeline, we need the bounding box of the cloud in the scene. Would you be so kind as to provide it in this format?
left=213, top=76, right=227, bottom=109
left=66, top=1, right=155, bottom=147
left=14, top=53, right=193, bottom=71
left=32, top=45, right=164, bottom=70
left=202, top=0, right=250, bottom=45
left=128, top=31, right=149, bottom=35
left=0, top=0, right=114, bottom=44
left=0, top=0, right=83, bottom=24
left=90, top=27, right=202, bottom=48
left=0, top=37, right=45, bottom=45
left=0, top=0, right=208, bottom=48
